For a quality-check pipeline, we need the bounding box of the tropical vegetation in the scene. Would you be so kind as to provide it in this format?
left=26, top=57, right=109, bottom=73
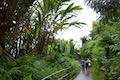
left=1, top=0, right=120, bottom=80
left=0, top=0, right=82, bottom=79
left=80, top=0, right=120, bottom=80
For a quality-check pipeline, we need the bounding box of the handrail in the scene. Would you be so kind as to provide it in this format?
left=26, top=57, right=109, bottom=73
left=41, top=67, right=72, bottom=80
left=58, top=71, right=74, bottom=80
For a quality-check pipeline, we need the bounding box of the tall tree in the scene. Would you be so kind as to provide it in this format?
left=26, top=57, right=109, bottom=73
left=0, top=0, right=35, bottom=50
left=85, top=0, right=120, bottom=22
left=0, top=0, right=84, bottom=58
left=31, top=0, right=83, bottom=55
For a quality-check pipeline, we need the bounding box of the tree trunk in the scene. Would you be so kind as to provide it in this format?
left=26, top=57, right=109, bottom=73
left=0, top=0, right=16, bottom=49
left=36, top=30, right=47, bottom=56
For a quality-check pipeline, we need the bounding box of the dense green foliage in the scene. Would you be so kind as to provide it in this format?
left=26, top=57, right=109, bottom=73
left=0, top=40, right=80, bottom=80
left=0, top=0, right=82, bottom=80
left=0, top=0, right=83, bottom=57
left=80, top=0, right=120, bottom=80
left=85, top=0, right=120, bottom=22
left=2, top=0, right=120, bottom=80
left=80, top=21, right=120, bottom=80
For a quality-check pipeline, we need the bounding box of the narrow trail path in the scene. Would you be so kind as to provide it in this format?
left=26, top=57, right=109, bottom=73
left=74, top=71, right=91, bottom=80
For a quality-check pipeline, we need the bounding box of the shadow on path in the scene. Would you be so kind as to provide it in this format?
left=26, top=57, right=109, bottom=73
left=74, top=71, right=91, bottom=80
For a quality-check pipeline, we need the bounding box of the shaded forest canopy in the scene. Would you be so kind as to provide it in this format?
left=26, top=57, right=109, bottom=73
left=80, top=0, right=120, bottom=80
left=0, top=0, right=82, bottom=80
left=0, top=0, right=120, bottom=80
left=0, top=0, right=83, bottom=57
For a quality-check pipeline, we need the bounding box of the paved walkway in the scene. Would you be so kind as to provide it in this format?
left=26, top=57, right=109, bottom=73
left=74, top=71, right=91, bottom=80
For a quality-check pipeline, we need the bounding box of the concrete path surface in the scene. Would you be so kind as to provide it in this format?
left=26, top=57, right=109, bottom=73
left=74, top=71, right=91, bottom=80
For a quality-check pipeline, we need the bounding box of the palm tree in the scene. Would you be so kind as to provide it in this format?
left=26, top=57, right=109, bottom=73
left=31, top=0, right=84, bottom=55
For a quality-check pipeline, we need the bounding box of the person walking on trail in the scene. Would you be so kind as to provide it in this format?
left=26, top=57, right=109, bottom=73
left=80, top=57, right=85, bottom=72
left=85, top=58, right=91, bottom=75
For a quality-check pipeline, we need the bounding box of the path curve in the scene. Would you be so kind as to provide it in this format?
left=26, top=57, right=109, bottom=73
left=74, top=71, right=91, bottom=80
